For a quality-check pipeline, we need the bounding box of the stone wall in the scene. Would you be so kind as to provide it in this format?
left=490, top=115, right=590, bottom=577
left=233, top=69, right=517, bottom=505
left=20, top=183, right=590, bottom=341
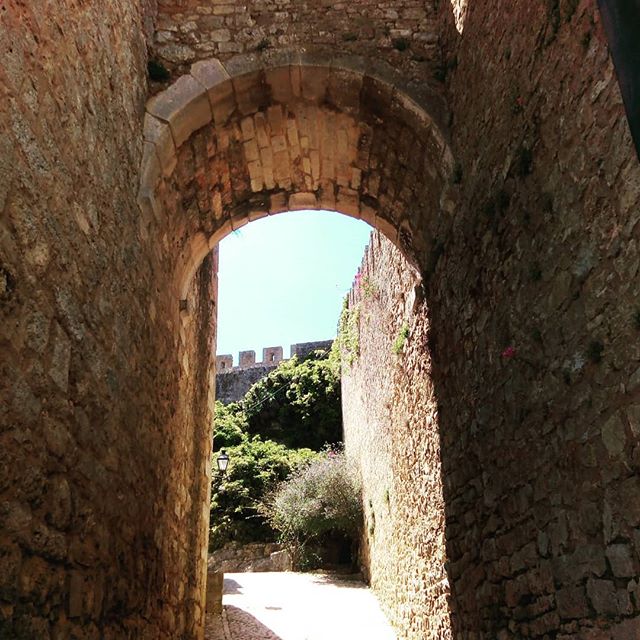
left=0, top=3, right=217, bottom=638
left=215, top=340, right=332, bottom=404
left=343, top=2, right=640, bottom=639
left=342, top=231, right=452, bottom=640
left=217, top=364, right=276, bottom=404
left=153, top=0, right=442, bottom=86
left=434, top=1, right=640, bottom=637
left=208, top=542, right=292, bottom=573
left=2, top=0, right=640, bottom=637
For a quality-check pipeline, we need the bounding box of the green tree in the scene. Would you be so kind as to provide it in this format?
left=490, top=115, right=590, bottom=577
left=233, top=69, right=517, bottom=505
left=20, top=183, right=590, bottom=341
left=241, top=351, right=342, bottom=450
left=212, top=401, right=246, bottom=448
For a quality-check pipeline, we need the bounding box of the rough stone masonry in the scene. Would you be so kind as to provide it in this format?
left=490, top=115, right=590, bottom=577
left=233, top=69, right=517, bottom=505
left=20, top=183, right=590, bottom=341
left=1, top=0, right=639, bottom=639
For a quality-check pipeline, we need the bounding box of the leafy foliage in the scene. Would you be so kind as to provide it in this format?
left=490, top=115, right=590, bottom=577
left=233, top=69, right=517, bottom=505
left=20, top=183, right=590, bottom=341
left=209, top=436, right=316, bottom=550
left=213, top=401, right=246, bottom=448
left=259, top=449, right=362, bottom=567
left=209, top=349, right=343, bottom=550
left=392, top=322, right=410, bottom=354
left=336, top=296, right=360, bottom=367
left=241, top=351, right=342, bottom=450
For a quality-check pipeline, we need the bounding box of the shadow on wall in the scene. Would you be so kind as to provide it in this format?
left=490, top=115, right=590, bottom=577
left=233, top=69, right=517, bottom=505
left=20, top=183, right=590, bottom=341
left=343, top=0, right=640, bottom=629
left=427, top=0, right=640, bottom=637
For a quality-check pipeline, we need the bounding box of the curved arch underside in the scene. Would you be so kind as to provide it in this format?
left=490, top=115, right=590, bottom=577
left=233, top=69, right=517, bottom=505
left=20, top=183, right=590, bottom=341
left=138, top=51, right=455, bottom=300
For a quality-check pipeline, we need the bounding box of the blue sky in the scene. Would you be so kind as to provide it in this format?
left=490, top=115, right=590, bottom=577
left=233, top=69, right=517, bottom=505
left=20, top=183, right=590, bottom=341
left=216, top=211, right=372, bottom=363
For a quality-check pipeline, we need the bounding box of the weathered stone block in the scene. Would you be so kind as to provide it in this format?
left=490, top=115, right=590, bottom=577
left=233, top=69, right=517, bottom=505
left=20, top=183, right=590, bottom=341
left=618, top=476, right=640, bottom=526
left=289, top=192, right=318, bottom=210
left=299, top=65, right=331, bottom=102
left=552, top=545, right=607, bottom=584
left=232, top=71, right=270, bottom=116
left=265, top=65, right=294, bottom=104
left=191, top=58, right=230, bottom=94
left=327, top=67, right=363, bottom=115
left=45, top=477, right=72, bottom=530
left=143, top=114, right=177, bottom=177
left=48, top=323, right=71, bottom=393
left=606, top=544, right=635, bottom=577
left=140, top=141, right=162, bottom=190
left=602, top=412, right=627, bottom=457
left=147, top=75, right=212, bottom=147
left=205, top=570, right=223, bottom=615
left=556, top=585, right=590, bottom=619
left=69, top=571, right=84, bottom=618
left=586, top=578, right=618, bottom=615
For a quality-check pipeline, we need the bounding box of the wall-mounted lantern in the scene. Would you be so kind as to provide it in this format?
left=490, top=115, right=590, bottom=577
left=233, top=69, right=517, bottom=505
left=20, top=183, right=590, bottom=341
left=216, top=449, right=230, bottom=473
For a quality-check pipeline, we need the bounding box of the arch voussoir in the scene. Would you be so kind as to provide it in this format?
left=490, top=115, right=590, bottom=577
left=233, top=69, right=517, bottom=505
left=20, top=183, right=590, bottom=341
left=147, top=74, right=213, bottom=147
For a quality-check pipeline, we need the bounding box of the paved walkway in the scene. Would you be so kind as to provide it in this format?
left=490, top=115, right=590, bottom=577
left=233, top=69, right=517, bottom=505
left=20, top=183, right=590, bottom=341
left=205, top=572, right=397, bottom=640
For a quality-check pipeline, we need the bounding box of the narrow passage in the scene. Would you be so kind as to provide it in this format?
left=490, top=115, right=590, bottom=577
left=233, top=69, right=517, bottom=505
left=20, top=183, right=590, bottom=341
left=205, top=572, right=397, bottom=640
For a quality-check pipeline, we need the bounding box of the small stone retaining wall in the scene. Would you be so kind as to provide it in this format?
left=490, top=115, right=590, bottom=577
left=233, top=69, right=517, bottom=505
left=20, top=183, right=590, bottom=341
left=208, top=542, right=292, bottom=573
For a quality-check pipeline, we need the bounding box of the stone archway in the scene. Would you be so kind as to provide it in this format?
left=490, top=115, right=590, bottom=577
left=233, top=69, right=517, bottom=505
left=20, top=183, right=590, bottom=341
left=137, top=51, right=455, bottom=305
left=4, top=2, right=640, bottom=638
left=137, top=51, right=455, bottom=639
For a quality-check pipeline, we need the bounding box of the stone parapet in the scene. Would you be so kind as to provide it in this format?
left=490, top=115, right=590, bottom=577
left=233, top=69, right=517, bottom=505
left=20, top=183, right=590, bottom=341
left=215, top=340, right=332, bottom=404
left=217, top=340, right=332, bottom=371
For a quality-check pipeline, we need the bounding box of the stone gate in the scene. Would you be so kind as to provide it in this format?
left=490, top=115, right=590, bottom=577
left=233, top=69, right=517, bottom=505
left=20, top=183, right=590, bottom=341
left=1, top=1, right=639, bottom=638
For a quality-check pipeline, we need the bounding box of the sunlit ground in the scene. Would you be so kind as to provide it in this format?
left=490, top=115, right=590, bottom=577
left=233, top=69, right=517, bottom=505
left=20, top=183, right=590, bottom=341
left=205, top=572, right=396, bottom=640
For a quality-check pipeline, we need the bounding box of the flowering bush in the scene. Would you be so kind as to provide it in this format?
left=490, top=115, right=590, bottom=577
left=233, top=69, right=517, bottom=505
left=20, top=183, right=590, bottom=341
left=259, top=449, right=362, bottom=568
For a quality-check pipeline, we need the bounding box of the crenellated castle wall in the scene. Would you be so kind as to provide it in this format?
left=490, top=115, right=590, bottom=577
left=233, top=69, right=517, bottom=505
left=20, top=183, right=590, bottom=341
left=216, top=340, right=332, bottom=403
left=342, top=231, right=451, bottom=639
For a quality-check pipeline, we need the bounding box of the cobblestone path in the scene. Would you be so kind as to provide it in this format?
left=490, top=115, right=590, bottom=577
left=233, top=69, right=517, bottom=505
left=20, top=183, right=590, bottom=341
left=205, top=572, right=397, bottom=640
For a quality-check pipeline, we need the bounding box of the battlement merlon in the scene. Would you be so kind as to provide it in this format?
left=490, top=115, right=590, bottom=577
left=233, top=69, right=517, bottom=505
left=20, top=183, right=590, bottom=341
left=216, top=340, right=333, bottom=371
left=239, top=350, right=256, bottom=367
left=262, top=346, right=283, bottom=365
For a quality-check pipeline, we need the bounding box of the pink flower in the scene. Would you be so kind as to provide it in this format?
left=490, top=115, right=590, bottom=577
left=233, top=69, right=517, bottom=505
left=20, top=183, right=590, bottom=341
left=501, top=346, right=517, bottom=359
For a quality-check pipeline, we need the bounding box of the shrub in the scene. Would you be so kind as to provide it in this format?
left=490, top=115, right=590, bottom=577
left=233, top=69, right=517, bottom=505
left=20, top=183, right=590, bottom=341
left=260, top=449, right=362, bottom=568
left=209, top=437, right=317, bottom=550
left=392, top=322, right=410, bottom=354
left=336, top=296, right=360, bottom=367
left=213, top=401, right=246, bottom=448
